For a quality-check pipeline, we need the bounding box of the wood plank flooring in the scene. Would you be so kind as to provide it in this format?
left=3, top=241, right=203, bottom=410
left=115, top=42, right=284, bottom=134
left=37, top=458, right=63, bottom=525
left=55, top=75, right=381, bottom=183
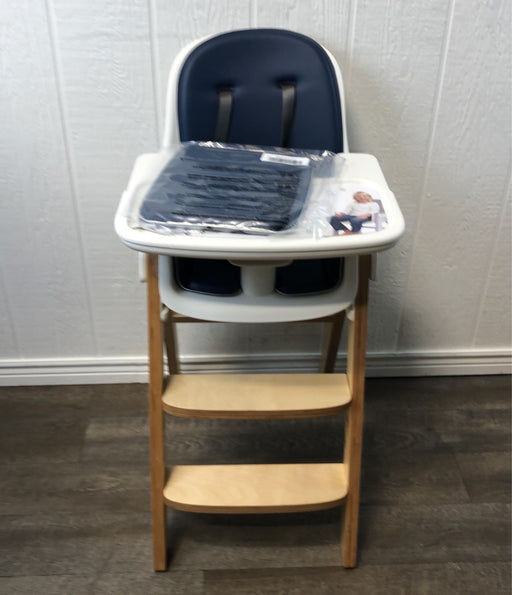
left=0, top=376, right=510, bottom=594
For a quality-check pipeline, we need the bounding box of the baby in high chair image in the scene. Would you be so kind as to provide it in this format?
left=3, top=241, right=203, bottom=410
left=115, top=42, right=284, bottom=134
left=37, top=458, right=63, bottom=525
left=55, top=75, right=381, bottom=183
left=330, top=191, right=380, bottom=234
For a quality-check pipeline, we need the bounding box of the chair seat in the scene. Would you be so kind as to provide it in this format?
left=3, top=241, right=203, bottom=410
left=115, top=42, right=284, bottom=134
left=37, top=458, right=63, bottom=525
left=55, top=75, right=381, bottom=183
left=174, top=257, right=343, bottom=296
left=174, top=258, right=241, bottom=295
left=276, top=258, right=343, bottom=295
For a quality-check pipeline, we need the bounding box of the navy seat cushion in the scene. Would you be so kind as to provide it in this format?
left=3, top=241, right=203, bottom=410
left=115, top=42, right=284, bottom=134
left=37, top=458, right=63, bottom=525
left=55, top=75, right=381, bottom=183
left=178, top=29, right=343, bottom=152
left=174, top=258, right=241, bottom=295
left=141, top=143, right=314, bottom=234
left=173, top=29, right=344, bottom=297
left=276, top=259, right=342, bottom=295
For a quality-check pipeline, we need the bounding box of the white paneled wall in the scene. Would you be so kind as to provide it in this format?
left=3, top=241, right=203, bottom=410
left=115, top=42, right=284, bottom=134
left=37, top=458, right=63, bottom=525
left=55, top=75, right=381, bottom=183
left=1, top=0, right=510, bottom=384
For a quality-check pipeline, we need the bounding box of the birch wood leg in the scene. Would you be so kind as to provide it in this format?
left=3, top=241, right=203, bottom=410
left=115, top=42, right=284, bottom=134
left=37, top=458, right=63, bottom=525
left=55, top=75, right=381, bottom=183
left=146, top=254, right=167, bottom=571
left=319, top=311, right=345, bottom=373
left=342, top=255, right=371, bottom=568
left=163, top=309, right=180, bottom=375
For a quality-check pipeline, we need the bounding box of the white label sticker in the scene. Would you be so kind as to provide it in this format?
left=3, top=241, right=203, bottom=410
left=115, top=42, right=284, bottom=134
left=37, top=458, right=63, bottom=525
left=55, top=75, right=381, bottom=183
left=260, top=153, right=310, bottom=167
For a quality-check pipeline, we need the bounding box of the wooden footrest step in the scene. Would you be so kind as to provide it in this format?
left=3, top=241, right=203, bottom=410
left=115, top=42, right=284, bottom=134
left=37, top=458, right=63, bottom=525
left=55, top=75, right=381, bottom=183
left=163, top=463, right=348, bottom=513
left=162, top=373, right=351, bottom=419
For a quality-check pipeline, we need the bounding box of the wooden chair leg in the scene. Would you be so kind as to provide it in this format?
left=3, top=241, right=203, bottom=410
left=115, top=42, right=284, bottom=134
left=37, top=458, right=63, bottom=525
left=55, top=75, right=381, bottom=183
left=342, top=255, right=371, bottom=568
left=319, top=311, right=345, bottom=373
left=163, top=309, right=180, bottom=375
left=146, top=254, right=167, bottom=571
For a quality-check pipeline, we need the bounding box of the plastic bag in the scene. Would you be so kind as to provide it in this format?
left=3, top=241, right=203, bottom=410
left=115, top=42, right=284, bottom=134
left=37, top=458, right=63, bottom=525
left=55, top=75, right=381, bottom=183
left=135, top=141, right=339, bottom=236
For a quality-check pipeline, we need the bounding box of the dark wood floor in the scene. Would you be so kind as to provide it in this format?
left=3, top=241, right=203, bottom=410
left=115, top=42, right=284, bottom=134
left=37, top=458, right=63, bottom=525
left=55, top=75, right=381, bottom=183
left=0, top=375, right=510, bottom=594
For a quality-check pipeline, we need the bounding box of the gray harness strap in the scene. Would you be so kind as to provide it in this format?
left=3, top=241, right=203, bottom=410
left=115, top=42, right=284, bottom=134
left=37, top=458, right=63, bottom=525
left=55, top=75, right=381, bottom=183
left=215, top=84, right=296, bottom=147
left=214, top=88, right=233, bottom=142
left=280, top=83, right=296, bottom=147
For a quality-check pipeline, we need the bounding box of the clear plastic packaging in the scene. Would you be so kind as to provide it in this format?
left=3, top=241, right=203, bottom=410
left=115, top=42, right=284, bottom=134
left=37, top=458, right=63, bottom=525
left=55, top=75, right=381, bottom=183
left=131, top=142, right=340, bottom=236
left=126, top=142, right=390, bottom=240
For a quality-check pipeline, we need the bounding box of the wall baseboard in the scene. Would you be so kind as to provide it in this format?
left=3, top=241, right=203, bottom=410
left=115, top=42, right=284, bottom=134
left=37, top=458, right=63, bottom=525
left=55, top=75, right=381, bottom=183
left=0, top=349, right=510, bottom=386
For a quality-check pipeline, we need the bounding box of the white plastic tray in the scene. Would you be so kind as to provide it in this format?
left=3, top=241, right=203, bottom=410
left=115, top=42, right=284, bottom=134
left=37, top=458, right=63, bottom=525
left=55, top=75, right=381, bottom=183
left=115, top=150, right=404, bottom=261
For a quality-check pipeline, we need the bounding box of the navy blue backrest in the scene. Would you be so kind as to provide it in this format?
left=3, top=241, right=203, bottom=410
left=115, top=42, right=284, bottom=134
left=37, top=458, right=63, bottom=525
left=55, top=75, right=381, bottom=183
left=178, top=29, right=343, bottom=152
left=174, top=29, right=344, bottom=298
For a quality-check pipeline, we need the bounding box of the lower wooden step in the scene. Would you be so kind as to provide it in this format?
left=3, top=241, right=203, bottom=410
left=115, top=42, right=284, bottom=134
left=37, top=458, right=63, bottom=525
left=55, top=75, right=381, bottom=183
left=162, top=373, right=351, bottom=419
left=163, top=463, right=348, bottom=514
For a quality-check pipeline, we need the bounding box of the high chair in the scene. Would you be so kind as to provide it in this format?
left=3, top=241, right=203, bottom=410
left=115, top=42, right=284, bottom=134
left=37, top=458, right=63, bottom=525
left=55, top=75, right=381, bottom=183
left=115, top=29, right=404, bottom=571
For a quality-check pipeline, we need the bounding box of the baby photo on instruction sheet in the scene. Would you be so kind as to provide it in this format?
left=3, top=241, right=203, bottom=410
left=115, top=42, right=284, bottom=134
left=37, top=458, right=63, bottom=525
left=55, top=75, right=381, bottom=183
left=328, top=181, right=387, bottom=235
